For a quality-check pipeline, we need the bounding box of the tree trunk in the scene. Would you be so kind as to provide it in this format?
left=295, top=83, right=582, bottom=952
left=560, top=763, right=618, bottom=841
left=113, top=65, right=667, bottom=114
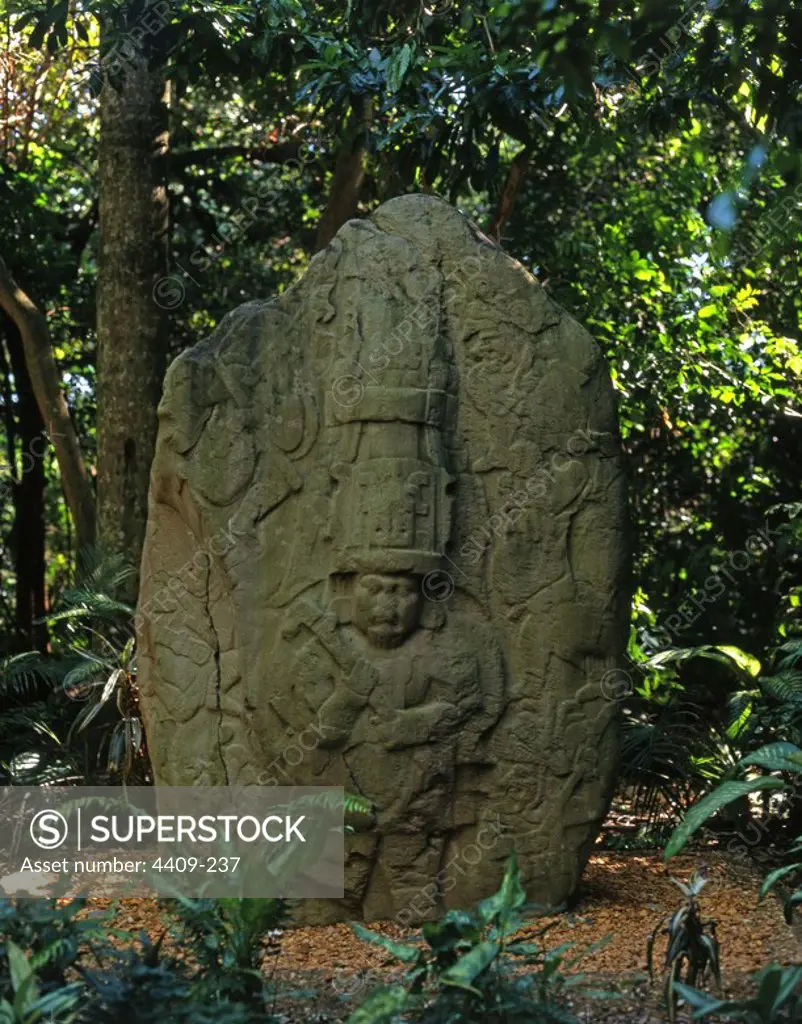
left=0, top=259, right=96, bottom=555
left=96, top=9, right=168, bottom=600
left=314, top=97, right=373, bottom=252
left=3, top=316, right=48, bottom=653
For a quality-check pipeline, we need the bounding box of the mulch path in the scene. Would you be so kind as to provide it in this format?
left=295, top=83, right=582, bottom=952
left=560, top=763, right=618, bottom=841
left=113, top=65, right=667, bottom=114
left=86, top=849, right=801, bottom=1022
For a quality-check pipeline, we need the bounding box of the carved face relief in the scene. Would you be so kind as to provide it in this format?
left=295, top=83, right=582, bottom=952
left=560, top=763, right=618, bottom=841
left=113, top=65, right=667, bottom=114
left=353, top=573, right=423, bottom=648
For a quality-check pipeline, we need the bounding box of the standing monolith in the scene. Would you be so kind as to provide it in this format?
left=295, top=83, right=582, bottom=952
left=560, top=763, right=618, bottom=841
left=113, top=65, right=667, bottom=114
left=137, top=194, right=629, bottom=922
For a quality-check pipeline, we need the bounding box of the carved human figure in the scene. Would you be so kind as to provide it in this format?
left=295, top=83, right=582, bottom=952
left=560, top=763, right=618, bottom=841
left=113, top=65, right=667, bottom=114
left=257, top=566, right=504, bottom=917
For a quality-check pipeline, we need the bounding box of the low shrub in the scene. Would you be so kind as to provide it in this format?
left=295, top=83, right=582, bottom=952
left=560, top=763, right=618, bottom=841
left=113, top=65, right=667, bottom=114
left=346, top=854, right=605, bottom=1023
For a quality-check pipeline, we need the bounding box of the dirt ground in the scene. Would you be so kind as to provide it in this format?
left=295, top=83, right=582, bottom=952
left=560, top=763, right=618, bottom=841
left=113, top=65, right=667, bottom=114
left=99, top=849, right=801, bottom=1022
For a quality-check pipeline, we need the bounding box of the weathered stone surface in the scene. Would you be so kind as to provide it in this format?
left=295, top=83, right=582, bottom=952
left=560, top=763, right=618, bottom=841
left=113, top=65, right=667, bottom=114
left=137, top=195, right=629, bottom=922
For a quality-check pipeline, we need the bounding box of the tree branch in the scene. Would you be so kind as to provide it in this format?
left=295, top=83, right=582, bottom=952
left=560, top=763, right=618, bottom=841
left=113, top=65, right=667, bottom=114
left=0, top=257, right=96, bottom=552
left=486, top=145, right=532, bottom=244
left=166, top=141, right=302, bottom=172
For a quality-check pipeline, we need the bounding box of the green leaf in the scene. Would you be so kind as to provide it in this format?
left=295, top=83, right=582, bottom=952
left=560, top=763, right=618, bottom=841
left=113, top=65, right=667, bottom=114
left=665, top=777, right=785, bottom=860
left=30, top=982, right=83, bottom=1019
left=349, top=923, right=420, bottom=963
left=700, top=933, right=721, bottom=988
left=73, top=697, right=106, bottom=734
left=475, top=852, right=526, bottom=925
left=344, top=793, right=374, bottom=817
left=6, top=940, right=35, bottom=998
left=782, top=890, right=802, bottom=924
left=714, top=645, right=761, bottom=677
left=422, top=910, right=478, bottom=953
left=671, top=981, right=729, bottom=1013
left=440, top=939, right=500, bottom=992
left=697, top=304, right=718, bottom=318
left=760, top=668, right=802, bottom=701
left=386, top=42, right=413, bottom=94
left=100, top=667, right=126, bottom=705
left=397, top=42, right=412, bottom=80
left=12, top=974, right=39, bottom=1018
left=759, top=863, right=802, bottom=899
left=506, top=939, right=541, bottom=956
left=756, top=963, right=785, bottom=1011
left=740, top=742, right=802, bottom=772
left=346, top=984, right=409, bottom=1024
left=772, top=965, right=802, bottom=1010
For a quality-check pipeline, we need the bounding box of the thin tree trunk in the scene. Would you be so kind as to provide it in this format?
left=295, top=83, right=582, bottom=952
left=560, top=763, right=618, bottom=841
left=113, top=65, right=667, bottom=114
left=3, top=316, right=48, bottom=652
left=96, top=9, right=168, bottom=599
left=0, top=258, right=95, bottom=554
left=314, top=97, right=373, bottom=252
left=486, top=145, right=532, bottom=243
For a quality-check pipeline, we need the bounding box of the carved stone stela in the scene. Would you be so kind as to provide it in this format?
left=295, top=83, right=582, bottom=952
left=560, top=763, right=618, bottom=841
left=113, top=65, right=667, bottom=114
left=137, top=195, right=629, bottom=922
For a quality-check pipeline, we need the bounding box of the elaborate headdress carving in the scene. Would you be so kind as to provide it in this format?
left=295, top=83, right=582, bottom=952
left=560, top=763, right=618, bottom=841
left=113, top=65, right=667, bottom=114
left=326, top=283, right=455, bottom=575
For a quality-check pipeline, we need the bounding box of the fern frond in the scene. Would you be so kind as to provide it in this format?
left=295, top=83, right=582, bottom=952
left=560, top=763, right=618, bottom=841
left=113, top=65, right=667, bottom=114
left=345, top=792, right=374, bottom=817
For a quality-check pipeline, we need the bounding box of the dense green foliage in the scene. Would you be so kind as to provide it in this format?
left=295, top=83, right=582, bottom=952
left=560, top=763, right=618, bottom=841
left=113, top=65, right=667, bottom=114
left=0, top=862, right=599, bottom=1024
left=0, top=555, right=143, bottom=785
left=3, top=0, right=799, bottom=684
left=347, top=854, right=600, bottom=1023
left=664, top=695, right=802, bottom=1019
left=674, top=963, right=802, bottom=1022
left=0, top=895, right=287, bottom=1022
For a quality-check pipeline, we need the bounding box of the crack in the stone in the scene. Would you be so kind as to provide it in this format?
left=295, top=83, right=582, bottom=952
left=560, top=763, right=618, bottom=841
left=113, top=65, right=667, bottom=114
left=341, top=749, right=369, bottom=809
left=565, top=507, right=579, bottom=583
left=203, top=559, right=228, bottom=785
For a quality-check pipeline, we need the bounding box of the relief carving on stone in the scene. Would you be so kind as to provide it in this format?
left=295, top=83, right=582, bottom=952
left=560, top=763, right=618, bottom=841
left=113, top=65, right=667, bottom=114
left=137, top=195, right=629, bottom=922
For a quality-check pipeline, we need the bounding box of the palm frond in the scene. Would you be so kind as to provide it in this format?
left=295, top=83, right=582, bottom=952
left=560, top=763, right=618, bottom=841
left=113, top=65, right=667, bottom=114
left=45, top=591, right=133, bottom=623
left=0, top=652, right=60, bottom=698
left=620, top=701, right=732, bottom=830
left=75, top=546, right=136, bottom=588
